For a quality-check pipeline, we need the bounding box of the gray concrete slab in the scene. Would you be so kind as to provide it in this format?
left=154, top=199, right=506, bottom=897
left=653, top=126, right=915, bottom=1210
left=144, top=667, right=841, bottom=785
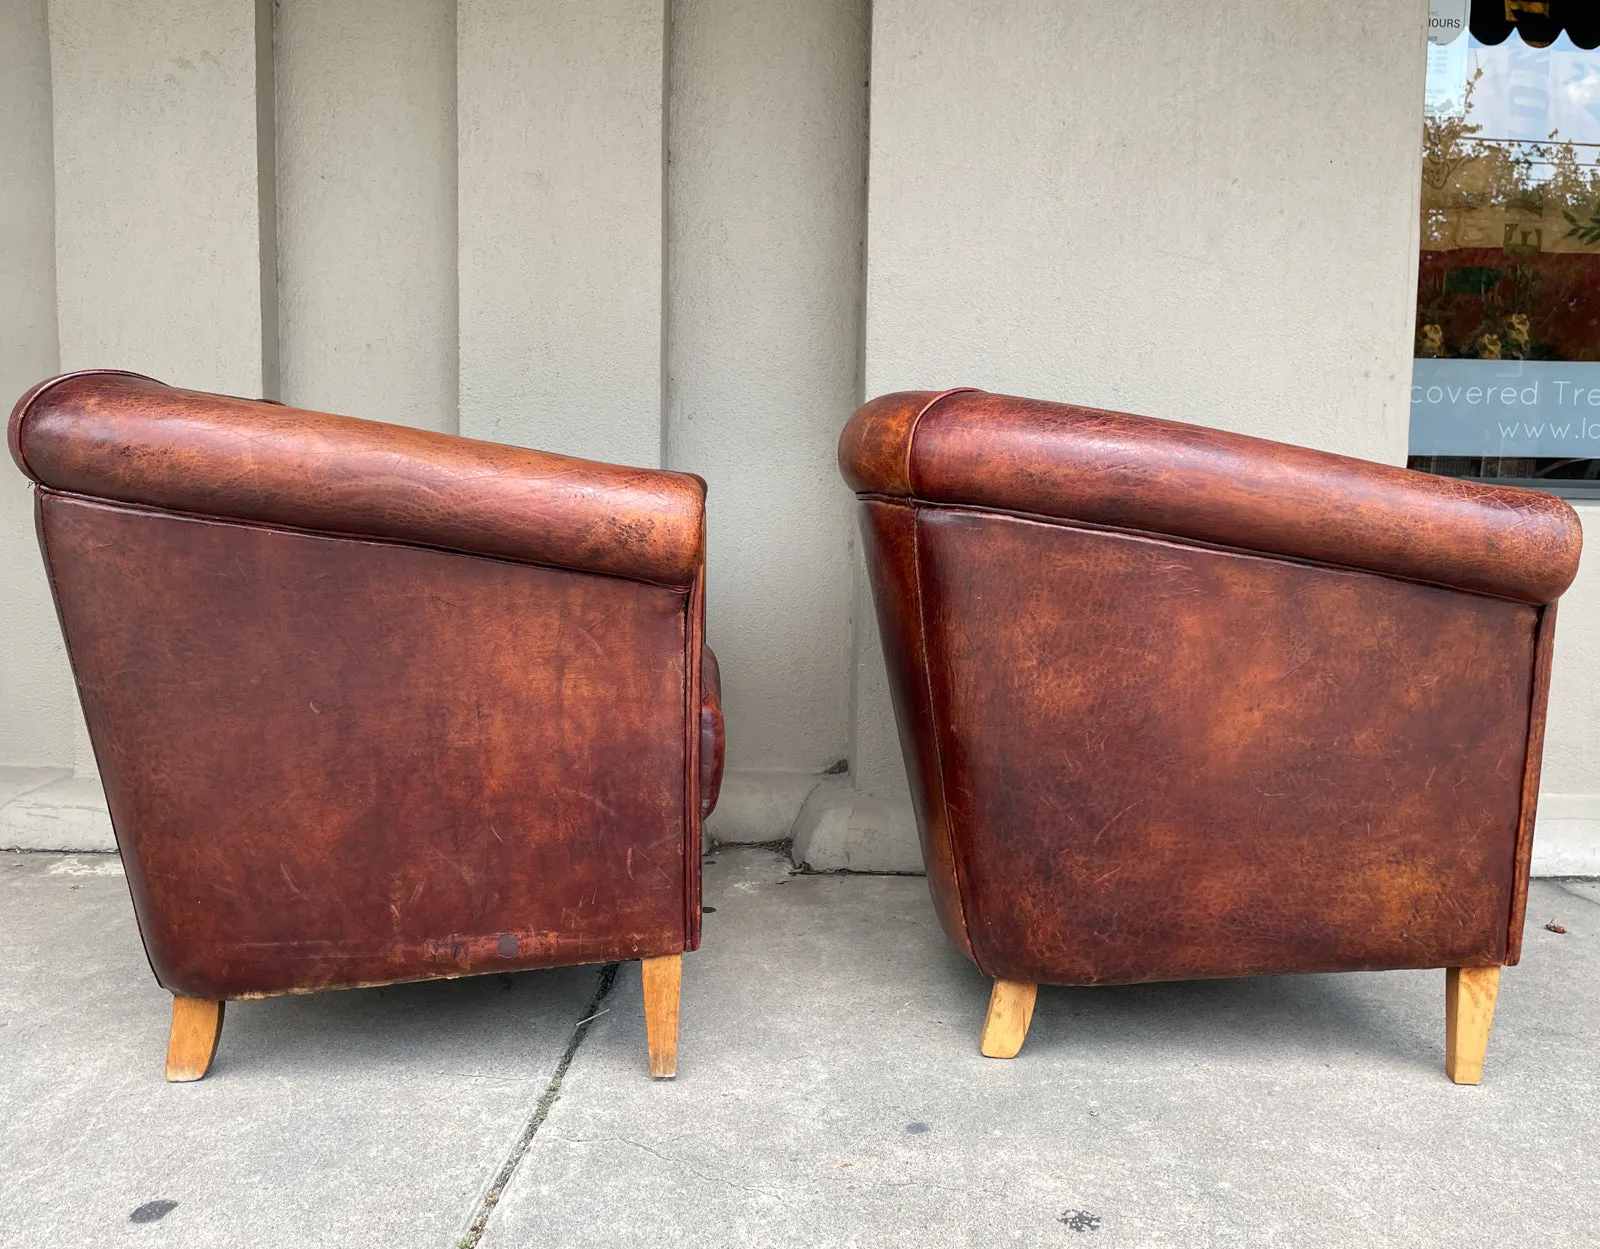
left=3, top=848, right=1597, bottom=1249
left=484, top=849, right=1600, bottom=1249
left=1556, top=878, right=1600, bottom=909
left=0, top=852, right=602, bottom=1249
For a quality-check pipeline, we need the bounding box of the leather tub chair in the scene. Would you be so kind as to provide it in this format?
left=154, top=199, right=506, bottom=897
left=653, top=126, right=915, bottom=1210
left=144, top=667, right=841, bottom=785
left=840, top=388, right=1582, bottom=1083
left=10, top=371, right=723, bottom=1081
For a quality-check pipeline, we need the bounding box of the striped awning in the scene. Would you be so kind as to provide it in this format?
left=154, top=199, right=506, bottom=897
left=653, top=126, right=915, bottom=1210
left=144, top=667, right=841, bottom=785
left=1471, top=0, right=1600, bottom=48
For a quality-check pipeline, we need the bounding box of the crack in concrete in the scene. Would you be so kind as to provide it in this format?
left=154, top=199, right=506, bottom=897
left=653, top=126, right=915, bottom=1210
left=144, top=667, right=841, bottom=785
left=566, top=1135, right=785, bottom=1201
left=1552, top=880, right=1600, bottom=909
left=454, top=962, right=620, bottom=1248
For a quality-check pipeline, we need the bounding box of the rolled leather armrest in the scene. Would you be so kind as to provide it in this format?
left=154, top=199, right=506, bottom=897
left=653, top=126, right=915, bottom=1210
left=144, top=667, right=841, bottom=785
left=699, top=645, right=724, bottom=819
left=840, top=389, right=1583, bottom=604
left=10, top=371, right=706, bottom=590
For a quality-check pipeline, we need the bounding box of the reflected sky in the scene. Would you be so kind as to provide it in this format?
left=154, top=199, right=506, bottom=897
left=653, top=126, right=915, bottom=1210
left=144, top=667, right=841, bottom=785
left=1429, top=34, right=1600, bottom=171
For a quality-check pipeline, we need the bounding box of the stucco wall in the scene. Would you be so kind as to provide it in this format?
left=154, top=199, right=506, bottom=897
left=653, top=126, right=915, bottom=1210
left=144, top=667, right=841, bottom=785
left=276, top=0, right=458, bottom=433
left=2, top=0, right=1597, bottom=874
left=49, top=0, right=269, bottom=398
left=0, top=0, right=870, bottom=853
left=864, top=0, right=1424, bottom=461
left=0, top=0, right=69, bottom=773
left=456, top=0, right=664, bottom=465
left=4, top=0, right=274, bottom=846
left=823, top=0, right=1435, bottom=865
left=667, top=0, right=869, bottom=837
left=50, top=0, right=270, bottom=786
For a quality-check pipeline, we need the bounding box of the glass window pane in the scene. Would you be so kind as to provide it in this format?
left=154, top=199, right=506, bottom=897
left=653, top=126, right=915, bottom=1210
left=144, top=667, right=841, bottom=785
left=1410, top=7, right=1600, bottom=494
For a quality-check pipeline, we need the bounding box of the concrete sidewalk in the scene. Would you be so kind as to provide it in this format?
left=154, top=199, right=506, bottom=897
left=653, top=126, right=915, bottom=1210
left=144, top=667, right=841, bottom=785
left=1, top=848, right=1596, bottom=1248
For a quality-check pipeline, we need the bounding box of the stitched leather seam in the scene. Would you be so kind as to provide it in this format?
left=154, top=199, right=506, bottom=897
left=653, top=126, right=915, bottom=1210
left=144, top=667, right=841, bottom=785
left=902, top=388, right=978, bottom=497
left=682, top=557, right=706, bottom=952
left=906, top=502, right=980, bottom=970
left=36, top=490, right=697, bottom=594
left=33, top=494, right=172, bottom=991
left=854, top=493, right=1550, bottom=608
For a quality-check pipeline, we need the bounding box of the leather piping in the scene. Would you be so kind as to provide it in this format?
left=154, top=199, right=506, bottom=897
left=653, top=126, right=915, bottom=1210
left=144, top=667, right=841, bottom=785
left=34, top=489, right=697, bottom=594
left=901, top=388, right=977, bottom=498
left=905, top=502, right=980, bottom=972
left=857, top=493, right=1554, bottom=608
left=682, top=552, right=706, bottom=952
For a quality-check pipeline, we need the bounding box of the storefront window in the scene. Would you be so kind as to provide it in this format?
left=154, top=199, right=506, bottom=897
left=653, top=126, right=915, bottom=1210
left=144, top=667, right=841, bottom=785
left=1410, top=1, right=1600, bottom=495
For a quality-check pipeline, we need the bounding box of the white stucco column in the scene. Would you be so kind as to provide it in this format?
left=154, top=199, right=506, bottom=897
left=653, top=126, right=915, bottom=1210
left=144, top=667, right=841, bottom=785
left=837, top=0, right=1430, bottom=869
left=49, top=0, right=275, bottom=399
left=666, top=0, right=869, bottom=843
left=0, top=0, right=76, bottom=840
left=457, top=0, right=665, bottom=465
left=275, top=0, right=458, bottom=433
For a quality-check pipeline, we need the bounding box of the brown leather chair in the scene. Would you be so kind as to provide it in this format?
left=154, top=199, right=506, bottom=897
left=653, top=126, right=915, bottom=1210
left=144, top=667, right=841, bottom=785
left=9, top=371, right=722, bottom=1081
left=840, top=388, right=1582, bottom=1083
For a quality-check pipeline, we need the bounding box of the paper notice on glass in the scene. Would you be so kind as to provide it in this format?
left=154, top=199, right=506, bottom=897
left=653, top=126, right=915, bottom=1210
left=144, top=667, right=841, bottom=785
left=1426, top=42, right=1470, bottom=117
left=1428, top=0, right=1469, bottom=45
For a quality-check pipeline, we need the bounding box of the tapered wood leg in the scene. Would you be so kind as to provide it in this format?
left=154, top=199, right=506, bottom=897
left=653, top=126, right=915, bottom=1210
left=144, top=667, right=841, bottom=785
left=641, top=954, right=682, bottom=1078
left=1445, top=966, right=1501, bottom=1085
left=980, top=978, right=1038, bottom=1058
left=165, top=996, right=225, bottom=1082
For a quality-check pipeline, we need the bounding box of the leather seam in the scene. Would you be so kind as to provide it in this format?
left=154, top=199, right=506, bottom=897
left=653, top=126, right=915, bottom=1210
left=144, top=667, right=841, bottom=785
left=906, top=504, right=980, bottom=972
left=902, top=388, right=979, bottom=497
left=34, top=493, right=169, bottom=992
left=855, top=494, right=1550, bottom=608
left=36, top=490, right=697, bottom=595
left=682, top=555, right=706, bottom=952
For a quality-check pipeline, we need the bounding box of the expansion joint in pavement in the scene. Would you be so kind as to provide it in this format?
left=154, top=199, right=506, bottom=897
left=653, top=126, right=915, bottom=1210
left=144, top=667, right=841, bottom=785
left=455, top=961, right=621, bottom=1249
left=1555, top=881, right=1600, bottom=908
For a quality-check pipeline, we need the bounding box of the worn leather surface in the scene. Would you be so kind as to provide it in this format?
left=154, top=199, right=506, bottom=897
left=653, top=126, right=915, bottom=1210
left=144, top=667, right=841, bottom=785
left=14, top=372, right=713, bottom=1000
left=12, top=371, right=705, bottom=588
left=841, top=390, right=1576, bottom=986
left=842, top=389, right=1582, bottom=604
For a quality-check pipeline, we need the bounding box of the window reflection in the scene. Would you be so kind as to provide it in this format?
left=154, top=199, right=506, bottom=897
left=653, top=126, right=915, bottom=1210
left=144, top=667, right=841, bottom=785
left=1410, top=15, right=1600, bottom=494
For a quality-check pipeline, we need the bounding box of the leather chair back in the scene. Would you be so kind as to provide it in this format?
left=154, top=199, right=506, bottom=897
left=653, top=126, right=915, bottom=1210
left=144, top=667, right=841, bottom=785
left=11, top=371, right=713, bottom=1000
left=842, top=389, right=1583, bottom=987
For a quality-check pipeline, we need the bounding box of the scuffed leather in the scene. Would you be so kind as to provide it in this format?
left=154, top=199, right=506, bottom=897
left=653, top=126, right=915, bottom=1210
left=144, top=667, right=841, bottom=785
left=700, top=646, right=724, bottom=819
left=15, top=374, right=715, bottom=1000
left=841, top=389, right=1582, bottom=605
left=841, top=390, right=1576, bottom=987
left=11, top=371, right=706, bottom=589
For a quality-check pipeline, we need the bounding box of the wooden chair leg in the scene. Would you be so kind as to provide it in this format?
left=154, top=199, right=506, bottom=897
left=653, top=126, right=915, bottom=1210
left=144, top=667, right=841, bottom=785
left=980, top=978, right=1038, bottom=1059
left=165, top=996, right=225, bottom=1082
left=641, top=953, right=682, bottom=1078
left=1445, top=966, right=1501, bottom=1085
